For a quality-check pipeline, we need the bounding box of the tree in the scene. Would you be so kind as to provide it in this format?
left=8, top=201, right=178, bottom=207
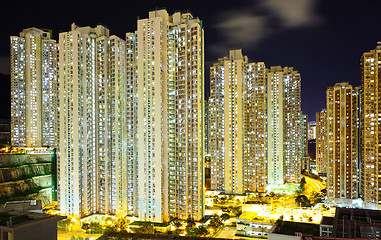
left=172, top=220, right=182, bottom=229
left=208, top=215, right=223, bottom=231
left=58, top=219, right=72, bottom=231
left=131, top=224, right=154, bottom=234
left=221, top=213, right=230, bottom=221
left=300, top=177, right=306, bottom=190
left=186, top=219, right=195, bottom=229
left=231, top=206, right=242, bottom=217
left=89, top=222, right=103, bottom=234
left=113, top=218, right=129, bottom=232
left=195, top=226, right=208, bottom=237
left=295, top=195, right=310, bottom=207
left=81, top=223, right=90, bottom=232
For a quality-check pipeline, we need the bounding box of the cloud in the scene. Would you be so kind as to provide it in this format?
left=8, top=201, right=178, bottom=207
left=0, top=56, right=10, bottom=75
left=262, top=0, right=322, bottom=27
left=211, top=10, right=268, bottom=56
left=210, top=0, right=323, bottom=57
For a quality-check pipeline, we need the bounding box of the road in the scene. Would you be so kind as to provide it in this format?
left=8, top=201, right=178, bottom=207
left=303, top=175, right=324, bottom=195
left=58, top=230, right=102, bottom=240
left=215, top=227, right=254, bottom=240
left=216, top=226, right=236, bottom=239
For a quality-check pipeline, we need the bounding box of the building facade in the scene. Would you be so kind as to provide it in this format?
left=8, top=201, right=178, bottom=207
left=58, top=24, right=128, bottom=217
left=301, top=115, right=308, bottom=158
left=325, top=83, right=359, bottom=203
left=209, top=55, right=226, bottom=192
left=244, top=62, right=267, bottom=193
left=308, top=121, right=316, bottom=140
left=361, top=44, right=381, bottom=209
left=130, top=10, right=204, bottom=221
left=267, top=66, right=302, bottom=186
left=210, top=50, right=247, bottom=194
left=316, top=109, right=327, bottom=175
left=10, top=28, right=59, bottom=148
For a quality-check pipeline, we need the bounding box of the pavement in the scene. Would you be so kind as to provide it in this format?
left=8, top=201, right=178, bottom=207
left=58, top=230, right=102, bottom=240
left=216, top=226, right=236, bottom=238
left=215, top=227, right=255, bottom=240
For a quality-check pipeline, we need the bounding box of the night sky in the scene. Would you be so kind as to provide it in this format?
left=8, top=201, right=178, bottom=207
left=1, top=0, right=381, bottom=120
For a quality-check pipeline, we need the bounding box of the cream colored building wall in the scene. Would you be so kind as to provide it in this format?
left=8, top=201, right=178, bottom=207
left=135, top=10, right=204, bottom=222
left=316, top=109, right=327, bottom=174
left=136, top=15, right=166, bottom=222
left=244, top=62, right=267, bottom=193
left=10, top=28, right=58, bottom=148
left=267, top=68, right=284, bottom=185
left=223, top=50, right=245, bottom=194
left=58, top=24, right=127, bottom=217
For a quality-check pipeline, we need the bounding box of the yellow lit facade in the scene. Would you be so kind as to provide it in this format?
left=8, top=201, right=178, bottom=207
left=210, top=50, right=247, bottom=194
left=244, top=62, right=267, bottom=193
left=316, top=109, right=327, bottom=174
left=325, top=83, right=359, bottom=203
left=361, top=44, right=381, bottom=209
left=130, top=10, right=204, bottom=222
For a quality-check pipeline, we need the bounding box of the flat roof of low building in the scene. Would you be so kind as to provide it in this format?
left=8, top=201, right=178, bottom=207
left=99, top=232, right=232, bottom=240
left=4, top=200, right=42, bottom=211
left=129, top=221, right=169, bottom=227
left=335, top=207, right=381, bottom=223
left=320, top=216, right=334, bottom=225
left=219, top=192, right=246, bottom=196
left=238, top=212, right=272, bottom=223
left=272, top=221, right=320, bottom=236
left=0, top=207, right=65, bottom=229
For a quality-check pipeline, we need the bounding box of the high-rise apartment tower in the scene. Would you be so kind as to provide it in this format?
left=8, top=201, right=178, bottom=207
left=58, top=24, right=128, bottom=217
left=209, top=50, right=247, bottom=194
left=325, top=83, right=360, bottom=203
left=128, top=10, right=205, bottom=222
left=361, top=43, right=381, bottom=209
left=10, top=28, right=59, bottom=148
left=267, top=66, right=302, bottom=185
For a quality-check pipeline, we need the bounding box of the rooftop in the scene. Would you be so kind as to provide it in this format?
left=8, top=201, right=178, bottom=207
left=0, top=207, right=64, bottom=228
left=130, top=221, right=169, bottom=227
left=272, top=221, right=320, bottom=236
left=238, top=212, right=272, bottom=223
left=335, top=207, right=381, bottom=223
left=320, top=216, right=334, bottom=226
left=4, top=200, right=42, bottom=212
left=100, top=232, right=231, bottom=240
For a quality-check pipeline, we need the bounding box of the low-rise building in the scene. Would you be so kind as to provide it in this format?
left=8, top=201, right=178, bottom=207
left=268, top=221, right=319, bottom=240
left=4, top=200, right=43, bottom=213
left=269, top=208, right=381, bottom=240
left=319, top=216, right=334, bottom=237
left=0, top=207, right=64, bottom=240
left=237, top=219, right=272, bottom=238
left=129, top=221, right=171, bottom=233
left=236, top=212, right=274, bottom=238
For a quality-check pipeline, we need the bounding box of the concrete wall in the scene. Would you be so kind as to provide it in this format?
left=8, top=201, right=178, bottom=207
left=0, top=153, right=53, bottom=206
left=0, top=163, right=51, bottom=182
left=13, top=218, right=58, bottom=240
left=0, top=154, right=50, bottom=167
left=268, top=232, right=301, bottom=240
